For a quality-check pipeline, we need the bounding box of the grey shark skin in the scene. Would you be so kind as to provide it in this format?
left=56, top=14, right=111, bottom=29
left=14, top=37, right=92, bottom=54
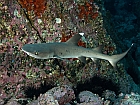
left=22, top=34, right=133, bottom=68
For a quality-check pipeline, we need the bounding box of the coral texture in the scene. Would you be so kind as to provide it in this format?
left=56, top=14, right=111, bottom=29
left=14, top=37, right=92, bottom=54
left=28, top=85, right=75, bottom=105
left=0, top=0, right=140, bottom=105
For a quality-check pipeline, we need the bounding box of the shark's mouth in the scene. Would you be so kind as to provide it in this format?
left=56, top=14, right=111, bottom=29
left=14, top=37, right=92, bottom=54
left=22, top=50, right=32, bottom=56
left=22, top=49, right=39, bottom=58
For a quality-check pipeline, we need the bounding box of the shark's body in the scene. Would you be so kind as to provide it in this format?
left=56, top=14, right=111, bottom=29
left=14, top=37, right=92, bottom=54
left=22, top=34, right=133, bottom=68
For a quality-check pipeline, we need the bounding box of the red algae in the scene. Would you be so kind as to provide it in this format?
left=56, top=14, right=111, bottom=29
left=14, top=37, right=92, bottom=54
left=18, top=0, right=46, bottom=17
left=78, top=1, right=99, bottom=22
left=61, top=31, right=86, bottom=47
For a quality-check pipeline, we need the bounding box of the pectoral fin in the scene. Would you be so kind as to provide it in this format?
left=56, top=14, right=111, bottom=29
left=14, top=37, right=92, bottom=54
left=78, top=56, right=86, bottom=63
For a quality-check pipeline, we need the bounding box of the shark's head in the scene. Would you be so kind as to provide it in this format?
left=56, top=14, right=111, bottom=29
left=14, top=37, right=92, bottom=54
left=22, top=43, right=54, bottom=59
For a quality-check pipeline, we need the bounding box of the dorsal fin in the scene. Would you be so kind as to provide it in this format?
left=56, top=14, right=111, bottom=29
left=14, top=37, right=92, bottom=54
left=91, top=45, right=102, bottom=53
left=66, top=34, right=82, bottom=45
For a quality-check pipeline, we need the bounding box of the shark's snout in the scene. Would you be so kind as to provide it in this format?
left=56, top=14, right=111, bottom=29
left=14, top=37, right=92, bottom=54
left=22, top=43, right=55, bottom=59
left=22, top=44, right=35, bottom=53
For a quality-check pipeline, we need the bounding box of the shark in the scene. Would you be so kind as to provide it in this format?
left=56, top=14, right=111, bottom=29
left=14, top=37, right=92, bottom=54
left=22, top=34, right=133, bottom=68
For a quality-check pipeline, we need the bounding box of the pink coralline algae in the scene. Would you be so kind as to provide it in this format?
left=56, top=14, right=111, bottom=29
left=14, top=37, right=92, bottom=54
left=113, top=92, right=140, bottom=105
left=0, top=0, right=140, bottom=105
left=27, top=85, right=75, bottom=105
left=4, top=89, right=140, bottom=105
left=77, top=91, right=103, bottom=105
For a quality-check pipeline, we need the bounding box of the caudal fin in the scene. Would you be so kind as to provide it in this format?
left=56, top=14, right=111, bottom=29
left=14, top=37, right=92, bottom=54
left=108, top=44, right=133, bottom=69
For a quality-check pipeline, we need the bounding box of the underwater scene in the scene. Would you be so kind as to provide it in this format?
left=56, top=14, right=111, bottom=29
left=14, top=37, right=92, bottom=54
left=0, top=0, right=140, bottom=105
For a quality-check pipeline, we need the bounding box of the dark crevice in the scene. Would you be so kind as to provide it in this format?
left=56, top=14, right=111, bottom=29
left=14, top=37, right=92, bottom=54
left=74, top=76, right=120, bottom=100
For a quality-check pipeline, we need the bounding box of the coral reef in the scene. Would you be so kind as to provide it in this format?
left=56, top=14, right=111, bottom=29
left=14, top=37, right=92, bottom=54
left=3, top=88, right=140, bottom=105
left=18, top=0, right=46, bottom=17
left=0, top=0, right=140, bottom=105
left=77, top=91, right=103, bottom=104
left=27, top=85, right=75, bottom=105
left=114, top=92, right=140, bottom=105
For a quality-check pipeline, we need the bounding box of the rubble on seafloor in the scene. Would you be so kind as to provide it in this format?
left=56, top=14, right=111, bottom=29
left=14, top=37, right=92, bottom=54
left=3, top=87, right=140, bottom=105
left=0, top=0, right=140, bottom=105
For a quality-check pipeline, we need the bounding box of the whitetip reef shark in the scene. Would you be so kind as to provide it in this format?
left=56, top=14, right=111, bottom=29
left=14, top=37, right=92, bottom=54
left=22, top=34, right=133, bottom=68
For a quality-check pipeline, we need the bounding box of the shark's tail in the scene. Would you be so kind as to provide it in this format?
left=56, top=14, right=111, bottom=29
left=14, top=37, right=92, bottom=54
left=108, top=44, right=133, bottom=69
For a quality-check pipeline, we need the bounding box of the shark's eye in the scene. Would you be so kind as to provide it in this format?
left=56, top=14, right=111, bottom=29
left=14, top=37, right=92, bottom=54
left=35, top=52, right=39, bottom=55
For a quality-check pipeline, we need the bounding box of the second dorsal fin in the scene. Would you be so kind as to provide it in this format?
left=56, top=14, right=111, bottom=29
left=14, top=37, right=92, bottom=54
left=91, top=45, right=102, bottom=53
